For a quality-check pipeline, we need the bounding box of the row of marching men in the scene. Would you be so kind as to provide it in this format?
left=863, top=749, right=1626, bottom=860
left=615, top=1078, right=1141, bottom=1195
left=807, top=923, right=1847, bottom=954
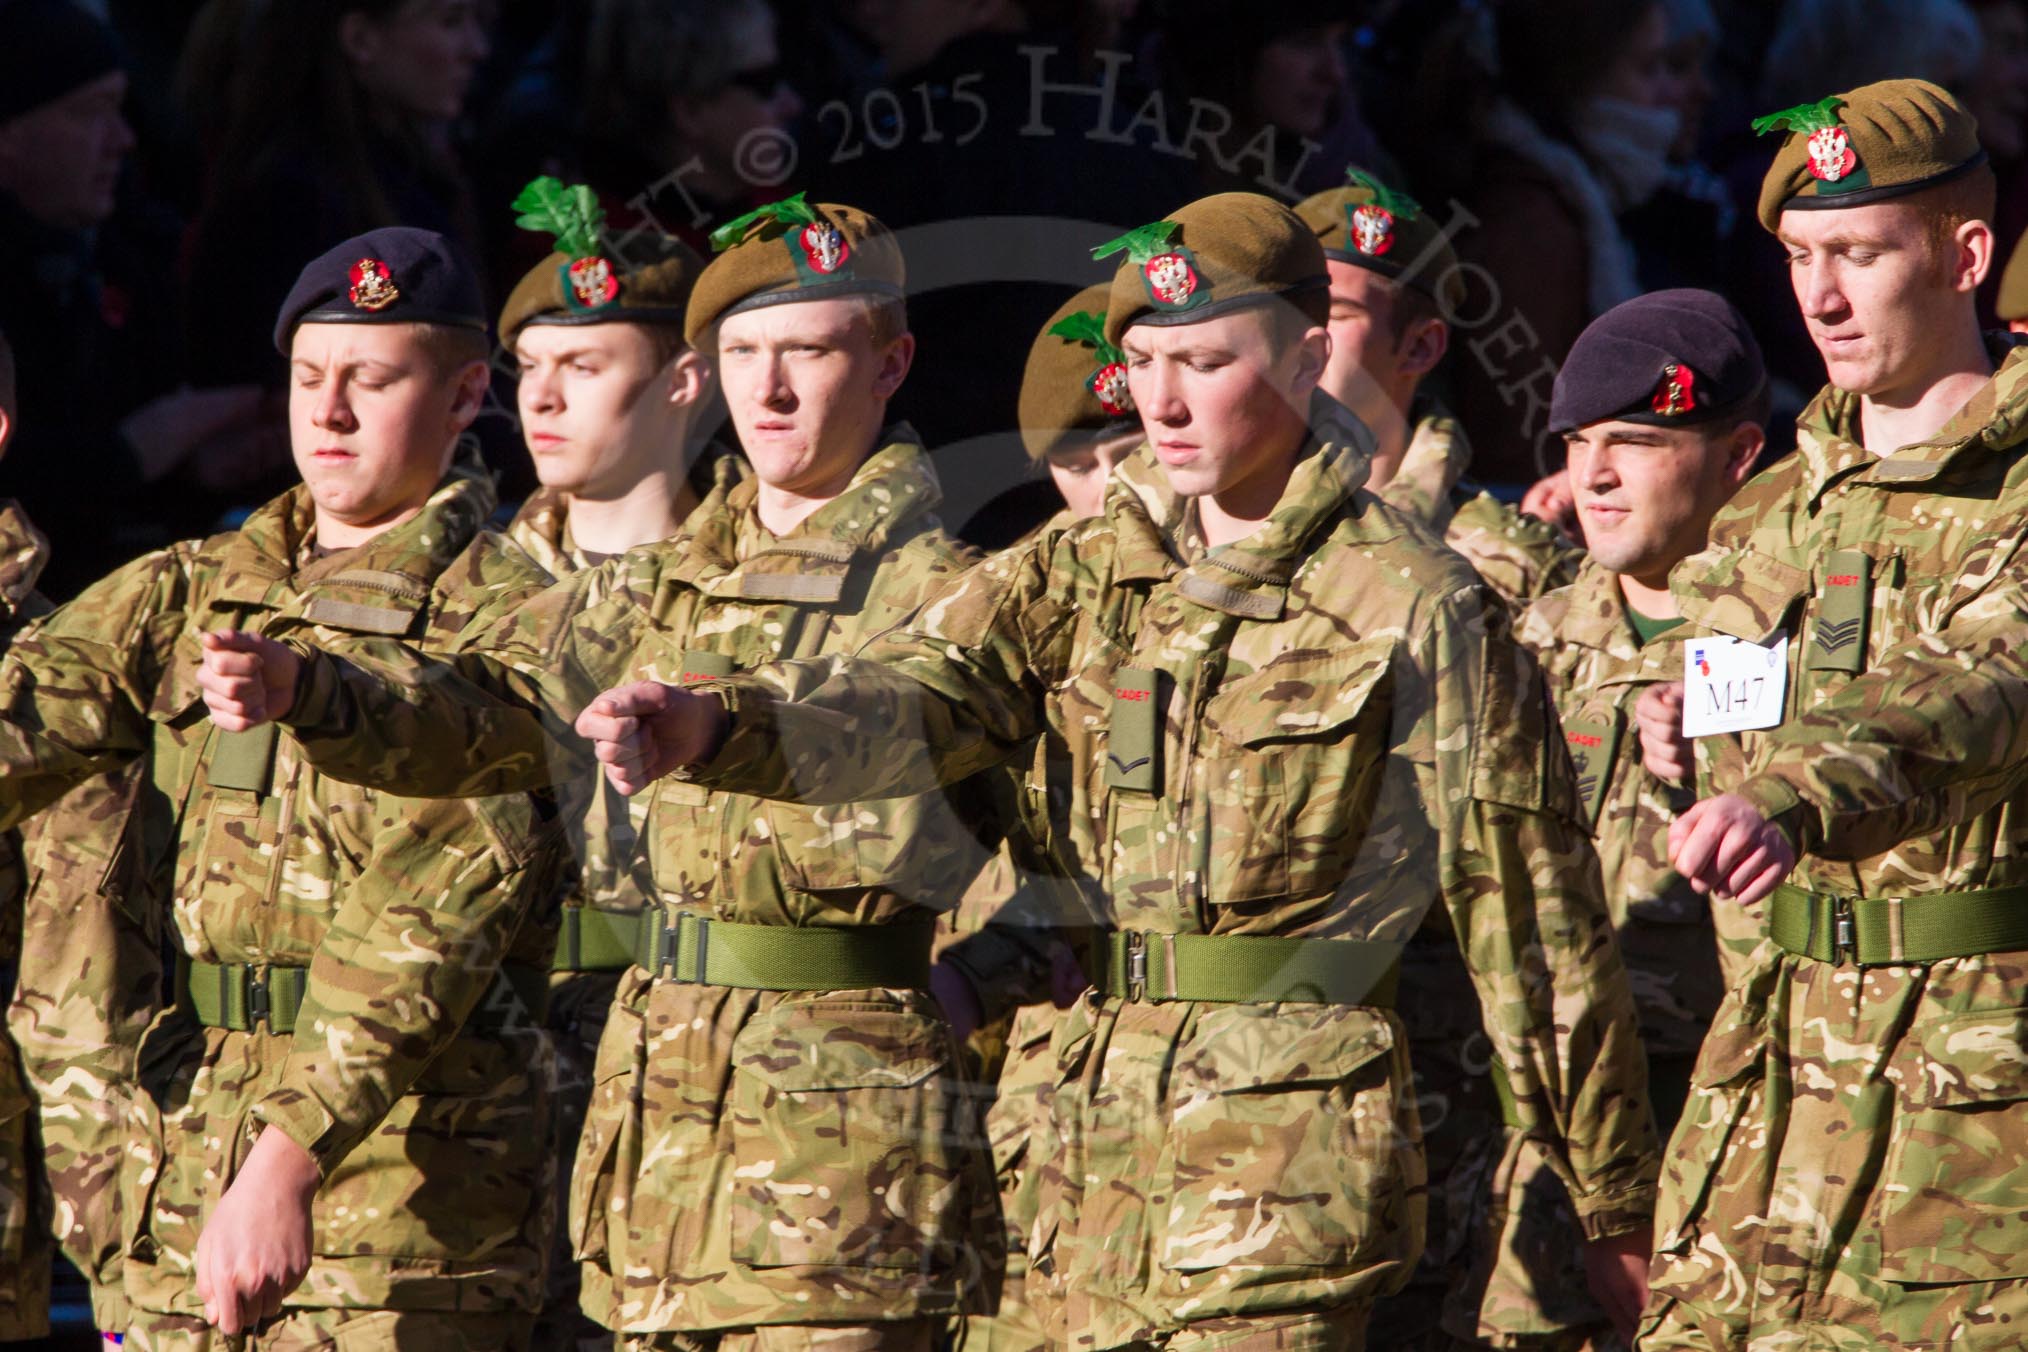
left=0, top=70, right=2017, bottom=1352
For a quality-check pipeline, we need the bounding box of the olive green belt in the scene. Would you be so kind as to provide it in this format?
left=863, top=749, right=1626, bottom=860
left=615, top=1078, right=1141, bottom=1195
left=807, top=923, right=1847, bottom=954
left=1769, top=881, right=2028, bottom=965
left=633, top=912, right=934, bottom=991
left=180, top=957, right=548, bottom=1034
left=1091, top=930, right=1401, bottom=1006
left=552, top=906, right=643, bottom=972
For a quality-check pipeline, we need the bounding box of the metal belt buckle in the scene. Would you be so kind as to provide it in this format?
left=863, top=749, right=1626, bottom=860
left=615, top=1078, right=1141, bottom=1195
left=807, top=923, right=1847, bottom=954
left=660, top=913, right=708, bottom=984
left=1125, top=930, right=1147, bottom=1002
left=247, top=968, right=272, bottom=1029
left=1831, top=897, right=1857, bottom=965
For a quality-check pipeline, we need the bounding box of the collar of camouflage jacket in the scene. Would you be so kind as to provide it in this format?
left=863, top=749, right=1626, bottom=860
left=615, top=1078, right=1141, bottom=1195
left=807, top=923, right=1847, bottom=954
left=1550, top=557, right=1652, bottom=667
left=0, top=500, right=50, bottom=621
left=1105, top=398, right=1381, bottom=619
left=665, top=425, right=943, bottom=603
left=508, top=446, right=737, bottom=577
left=1793, top=335, right=2028, bottom=500
left=506, top=485, right=575, bottom=576
left=1377, top=402, right=1471, bottom=531
left=199, top=459, right=500, bottom=628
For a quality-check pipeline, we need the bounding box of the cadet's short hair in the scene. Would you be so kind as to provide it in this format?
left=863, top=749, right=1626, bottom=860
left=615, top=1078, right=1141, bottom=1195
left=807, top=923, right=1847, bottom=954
left=645, top=323, right=691, bottom=370
left=0, top=326, right=15, bottom=428
left=856, top=294, right=909, bottom=349
left=1908, top=168, right=1999, bottom=266
left=1384, top=282, right=1441, bottom=345
left=412, top=323, right=492, bottom=376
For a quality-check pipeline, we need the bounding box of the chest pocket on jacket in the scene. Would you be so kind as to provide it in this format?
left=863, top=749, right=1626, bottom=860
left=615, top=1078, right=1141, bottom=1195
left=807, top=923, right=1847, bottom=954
left=1196, top=638, right=1396, bottom=904
left=176, top=725, right=285, bottom=939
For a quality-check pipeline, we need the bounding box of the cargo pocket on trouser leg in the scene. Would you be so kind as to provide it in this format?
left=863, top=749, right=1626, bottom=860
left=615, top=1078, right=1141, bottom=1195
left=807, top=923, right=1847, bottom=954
left=727, top=999, right=959, bottom=1271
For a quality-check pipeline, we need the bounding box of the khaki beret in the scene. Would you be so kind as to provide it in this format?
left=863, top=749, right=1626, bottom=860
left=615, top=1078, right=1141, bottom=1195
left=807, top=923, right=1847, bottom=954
left=685, top=194, right=905, bottom=343
left=499, top=178, right=705, bottom=342
left=1098, top=193, right=1329, bottom=345
left=1293, top=168, right=1463, bottom=310
left=1753, top=79, right=1988, bottom=234
left=1018, top=284, right=1138, bottom=462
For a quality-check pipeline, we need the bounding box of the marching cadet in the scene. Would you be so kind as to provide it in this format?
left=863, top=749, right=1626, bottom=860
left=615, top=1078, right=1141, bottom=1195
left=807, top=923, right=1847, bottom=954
left=1293, top=168, right=1581, bottom=609
left=0, top=228, right=562, bottom=1349
left=0, top=316, right=164, bottom=1347
left=1015, top=284, right=1148, bottom=521
left=1441, top=291, right=1768, bottom=1352
left=1624, top=80, right=2028, bottom=1349
left=0, top=326, right=52, bottom=1344
left=547, top=192, right=1663, bottom=1351
left=936, top=284, right=1134, bottom=1352
left=199, top=195, right=1007, bottom=1351
left=494, top=178, right=713, bottom=1352
left=1292, top=167, right=1584, bottom=1350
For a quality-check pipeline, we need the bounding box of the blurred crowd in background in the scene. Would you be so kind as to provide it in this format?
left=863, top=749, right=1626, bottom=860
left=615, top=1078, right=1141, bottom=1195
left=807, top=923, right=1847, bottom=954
left=6, top=0, right=2027, bottom=600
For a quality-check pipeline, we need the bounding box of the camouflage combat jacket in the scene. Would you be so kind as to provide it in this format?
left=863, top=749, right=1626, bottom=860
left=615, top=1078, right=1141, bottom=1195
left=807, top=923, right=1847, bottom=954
left=274, top=432, right=1003, bottom=1332
left=0, top=470, right=561, bottom=1317
left=1654, top=340, right=2028, bottom=1300
left=1379, top=404, right=1582, bottom=609
left=1520, top=558, right=1760, bottom=1058
left=506, top=487, right=658, bottom=926
left=0, top=502, right=53, bottom=1340
left=0, top=501, right=160, bottom=1333
left=683, top=432, right=1659, bottom=1345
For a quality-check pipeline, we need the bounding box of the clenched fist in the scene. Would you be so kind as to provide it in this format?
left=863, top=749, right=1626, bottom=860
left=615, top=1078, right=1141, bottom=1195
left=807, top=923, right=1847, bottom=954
left=198, top=630, right=302, bottom=731
left=574, top=680, right=731, bottom=796
left=1669, top=793, right=1797, bottom=904
left=1634, top=681, right=1693, bottom=787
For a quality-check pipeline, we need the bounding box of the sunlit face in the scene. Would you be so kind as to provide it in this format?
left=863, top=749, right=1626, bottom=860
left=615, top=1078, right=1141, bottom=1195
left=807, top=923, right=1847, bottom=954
left=1043, top=426, right=1141, bottom=519
left=1778, top=201, right=1981, bottom=399
left=288, top=323, right=481, bottom=532
left=345, top=0, right=491, bottom=122
left=713, top=298, right=912, bottom=498
left=516, top=324, right=688, bottom=498
left=1121, top=308, right=1322, bottom=505
left=1565, top=417, right=1755, bottom=580
left=0, top=71, right=133, bottom=230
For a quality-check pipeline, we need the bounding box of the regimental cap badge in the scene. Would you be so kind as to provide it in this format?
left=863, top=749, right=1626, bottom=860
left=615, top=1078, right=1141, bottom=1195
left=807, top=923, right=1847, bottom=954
left=708, top=192, right=853, bottom=278
left=1343, top=168, right=1422, bottom=258
left=1093, top=219, right=1203, bottom=310
left=348, top=258, right=400, bottom=312
left=1048, top=309, right=1136, bottom=418
left=1652, top=362, right=1698, bottom=416
left=1753, top=95, right=1861, bottom=185
left=514, top=175, right=623, bottom=312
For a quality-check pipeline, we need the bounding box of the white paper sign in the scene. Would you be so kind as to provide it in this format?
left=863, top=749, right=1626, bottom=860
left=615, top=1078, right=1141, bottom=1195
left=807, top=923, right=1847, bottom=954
left=1682, top=635, right=1788, bottom=737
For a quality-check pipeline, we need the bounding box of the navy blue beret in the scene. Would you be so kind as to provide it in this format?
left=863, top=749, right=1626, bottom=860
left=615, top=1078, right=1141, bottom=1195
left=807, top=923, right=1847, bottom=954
left=273, top=227, right=488, bottom=354
left=1548, top=289, right=1767, bottom=435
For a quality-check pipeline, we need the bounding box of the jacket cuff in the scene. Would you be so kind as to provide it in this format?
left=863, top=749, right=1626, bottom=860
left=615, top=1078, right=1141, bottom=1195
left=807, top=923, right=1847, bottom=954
left=1571, top=1183, right=1658, bottom=1241
left=249, top=1088, right=346, bottom=1179
left=1732, top=774, right=1819, bottom=854
left=278, top=644, right=338, bottom=735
